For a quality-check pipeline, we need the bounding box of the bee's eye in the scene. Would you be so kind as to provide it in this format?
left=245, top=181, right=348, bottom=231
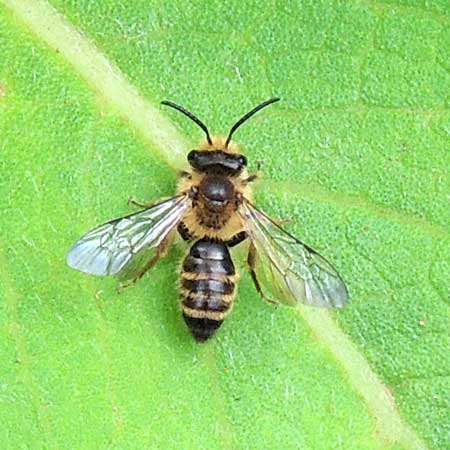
left=187, top=150, right=199, bottom=164
left=238, top=155, right=247, bottom=167
left=187, top=150, right=200, bottom=168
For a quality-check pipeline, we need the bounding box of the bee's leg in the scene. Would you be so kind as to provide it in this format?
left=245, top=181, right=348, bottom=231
left=117, top=236, right=171, bottom=292
left=247, top=243, right=279, bottom=306
left=177, top=222, right=194, bottom=242
left=226, top=231, right=247, bottom=247
left=243, top=174, right=258, bottom=185
left=127, top=197, right=156, bottom=208
left=244, top=159, right=263, bottom=185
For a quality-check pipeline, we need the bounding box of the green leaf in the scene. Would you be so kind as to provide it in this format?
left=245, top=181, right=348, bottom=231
left=1, top=1, right=449, bottom=449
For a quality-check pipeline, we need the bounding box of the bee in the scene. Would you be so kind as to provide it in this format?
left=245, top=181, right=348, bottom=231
left=67, top=98, right=348, bottom=342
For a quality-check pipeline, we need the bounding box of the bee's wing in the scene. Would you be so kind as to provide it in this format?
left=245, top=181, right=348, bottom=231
left=240, top=200, right=348, bottom=308
left=67, top=195, right=190, bottom=280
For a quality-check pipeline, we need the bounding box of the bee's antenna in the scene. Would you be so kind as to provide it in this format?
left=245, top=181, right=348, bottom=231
left=225, top=97, right=280, bottom=149
left=161, top=100, right=213, bottom=145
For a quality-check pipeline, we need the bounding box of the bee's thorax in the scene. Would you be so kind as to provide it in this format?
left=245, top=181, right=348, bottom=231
left=199, top=174, right=234, bottom=207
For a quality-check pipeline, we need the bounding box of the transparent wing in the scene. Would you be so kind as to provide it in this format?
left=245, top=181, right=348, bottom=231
left=240, top=200, right=348, bottom=308
left=67, top=195, right=190, bottom=279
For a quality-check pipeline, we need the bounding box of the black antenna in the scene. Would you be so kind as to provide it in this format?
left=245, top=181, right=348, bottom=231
left=161, top=100, right=213, bottom=145
left=225, top=97, right=280, bottom=148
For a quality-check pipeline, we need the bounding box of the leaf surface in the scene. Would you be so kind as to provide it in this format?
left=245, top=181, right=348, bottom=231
left=1, top=1, right=449, bottom=449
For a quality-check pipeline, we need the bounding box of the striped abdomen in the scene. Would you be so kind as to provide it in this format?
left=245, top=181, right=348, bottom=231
left=181, top=239, right=236, bottom=342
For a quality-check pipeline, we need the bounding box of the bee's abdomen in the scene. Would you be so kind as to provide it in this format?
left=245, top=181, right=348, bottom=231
left=181, top=239, right=236, bottom=342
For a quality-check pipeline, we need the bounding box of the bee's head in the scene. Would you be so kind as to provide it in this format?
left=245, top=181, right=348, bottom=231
left=184, top=134, right=245, bottom=174
left=186, top=148, right=246, bottom=175
left=161, top=98, right=280, bottom=174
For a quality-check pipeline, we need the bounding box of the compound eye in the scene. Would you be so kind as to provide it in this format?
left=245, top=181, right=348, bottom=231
left=238, top=155, right=247, bottom=167
left=187, top=150, right=200, bottom=166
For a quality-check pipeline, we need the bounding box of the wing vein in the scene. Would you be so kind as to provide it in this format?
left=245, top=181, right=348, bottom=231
left=240, top=199, right=348, bottom=308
